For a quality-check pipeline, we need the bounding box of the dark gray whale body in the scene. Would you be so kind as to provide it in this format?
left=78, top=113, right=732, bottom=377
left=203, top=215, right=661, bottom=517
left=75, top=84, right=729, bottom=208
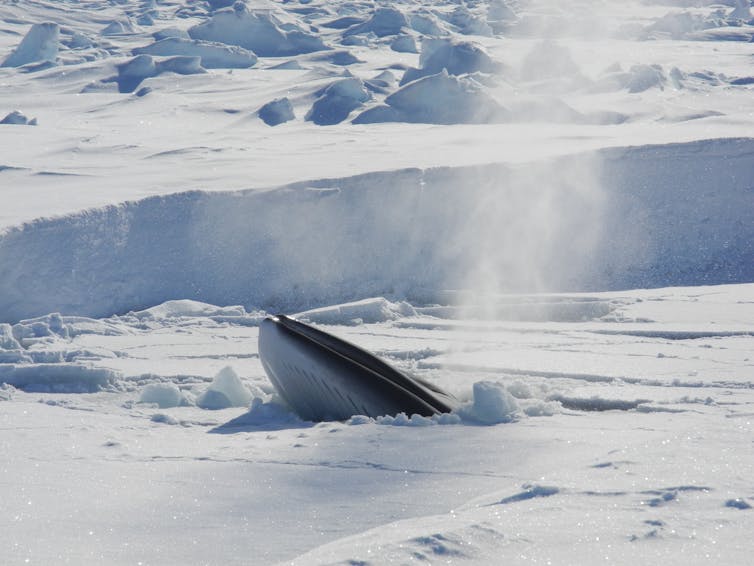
left=259, top=315, right=458, bottom=421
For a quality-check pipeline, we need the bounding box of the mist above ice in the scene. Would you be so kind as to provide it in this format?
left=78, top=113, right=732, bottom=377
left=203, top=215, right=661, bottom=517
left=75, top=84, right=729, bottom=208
left=1, top=0, right=753, bottom=322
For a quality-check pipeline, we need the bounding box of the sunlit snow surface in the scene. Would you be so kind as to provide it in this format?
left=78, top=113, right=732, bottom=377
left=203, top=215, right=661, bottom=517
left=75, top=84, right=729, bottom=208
left=3, top=289, right=754, bottom=564
left=2, top=0, right=754, bottom=564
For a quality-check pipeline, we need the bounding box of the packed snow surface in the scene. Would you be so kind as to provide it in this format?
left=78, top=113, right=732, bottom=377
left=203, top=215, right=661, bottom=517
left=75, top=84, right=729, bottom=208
left=2, top=287, right=754, bottom=564
left=1, top=0, right=754, bottom=564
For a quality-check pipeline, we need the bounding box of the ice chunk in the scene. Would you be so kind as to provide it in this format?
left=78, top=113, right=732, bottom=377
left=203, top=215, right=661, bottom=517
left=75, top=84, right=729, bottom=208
left=306, top=77, right=370, bottom=125
left=258, top=97, right=295, bottom=126
left=377, top=412, right=434, bottom=426
left=134, top=37, right=257, bottom=69
left=113, top=54, right=206, bottom=92
left=156, top=56, right=205, bottom=75
left=151, top=413, right=179, bottom=425
left=521, top=401, right=559, bottom=417
left=343, top=8, right=407, bottom=38
left=188, top=4, right=326, bottom=57
left=207, top=0, right=235, bottom=11
left=409, top=13, right=447, bottom=36
left=132, top=300, right=246, bottom=321
left=2, top=22, right=59, bottom=68
left=196, top=366, right=252, bottom=410
left=644, top=12, right=709, bottom=40
left=488, top=0, right=517, bottom=23
left=137, top=13, right=154, bottom=27
left=1, top=111, right=35, bottom=125
left=12, top=314, right=69, bottom=346
left=626, top=64, right=666, bottom=93
left=322, top=16, right=365, bottom=30
left=448, top=5, right=492, bottom=36
left=296, top=297, right=416, bottom=325
left=115, top=54, right=157, bottom=92
left=458, top=381, right=519, bottom=424
left=153, top=28, right=190, bottom=41
left=390, top=35, right=417, bottom=54
left=139, top=383, right=187, bottom=408
left=308, top=50, right=361, bottom=66
left=0, top=351, right=32, bottom=363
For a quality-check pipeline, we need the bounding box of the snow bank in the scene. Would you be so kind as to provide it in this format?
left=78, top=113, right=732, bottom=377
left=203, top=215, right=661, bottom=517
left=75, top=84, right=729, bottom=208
left=133, top=38, right=257, bottom=69
left=296, top=298, right=416, bottom=325
left=1, top=22, right=59, bottom=68
left=1, top=139, right=752, bottom=322
left=306, top=77, right=371, bottom=125
left=188, top=4, right=327, bottom=57
left=0, top=363, right=119, bottom=392
left=356, top=71, right=507, bottom=125
left=196, top=366, right=252, bottom=410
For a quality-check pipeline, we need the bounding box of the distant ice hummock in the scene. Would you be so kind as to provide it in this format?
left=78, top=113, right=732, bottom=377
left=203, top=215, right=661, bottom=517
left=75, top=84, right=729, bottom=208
left=2, top=22, right=59, bottom=68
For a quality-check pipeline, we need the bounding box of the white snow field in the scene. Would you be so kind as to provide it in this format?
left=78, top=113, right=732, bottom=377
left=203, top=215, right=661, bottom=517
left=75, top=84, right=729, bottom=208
left=1, top=0, right=754, bottom=564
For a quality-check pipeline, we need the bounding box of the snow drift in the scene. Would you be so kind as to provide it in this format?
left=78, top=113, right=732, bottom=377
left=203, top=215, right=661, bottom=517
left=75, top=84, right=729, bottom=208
left=133, top=37, right=258, bottom=69
left=1, top=22, right=59, bottom=68
left=0, top=138, right=752, bottom=323
left=188, top=4, right=327, bottom=57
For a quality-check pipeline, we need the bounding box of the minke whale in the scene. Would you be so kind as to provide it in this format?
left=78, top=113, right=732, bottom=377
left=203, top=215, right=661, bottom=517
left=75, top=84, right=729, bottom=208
left=259, top=314, right=459, bottom=421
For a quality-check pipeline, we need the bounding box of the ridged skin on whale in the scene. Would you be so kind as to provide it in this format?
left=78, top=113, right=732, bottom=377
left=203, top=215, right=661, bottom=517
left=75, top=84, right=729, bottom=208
left=258, top=314, right=458, bottom=421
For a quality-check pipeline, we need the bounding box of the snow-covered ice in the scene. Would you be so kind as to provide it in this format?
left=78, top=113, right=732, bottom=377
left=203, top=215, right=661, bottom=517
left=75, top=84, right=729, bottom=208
left=1, top=0, right=753, bottom=564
